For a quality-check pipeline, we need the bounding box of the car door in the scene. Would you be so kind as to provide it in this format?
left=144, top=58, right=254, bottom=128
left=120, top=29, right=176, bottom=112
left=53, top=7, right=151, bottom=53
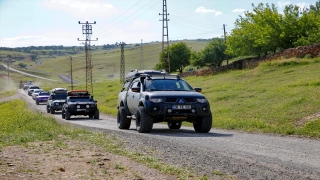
left=127, top=79, right=141, bottom=114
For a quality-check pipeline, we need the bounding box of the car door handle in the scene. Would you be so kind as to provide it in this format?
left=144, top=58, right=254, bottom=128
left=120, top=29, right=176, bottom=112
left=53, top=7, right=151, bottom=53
left=132, top=95, right=135, bottom=98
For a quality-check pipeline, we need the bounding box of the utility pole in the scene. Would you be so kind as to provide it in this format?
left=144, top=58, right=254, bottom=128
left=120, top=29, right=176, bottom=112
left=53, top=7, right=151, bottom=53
left=70, top=56, right=73, bottom=90
left=159, top=0, right=170, bottom=73
left=140, top=39, right=144, bottom=70
left=223, top=24, right=228, bottom=65
left=3, top=58, right=15, bottom=88
left=78, top=21, right=98, bottom=95
left=116, top=42, right=126, bottom=83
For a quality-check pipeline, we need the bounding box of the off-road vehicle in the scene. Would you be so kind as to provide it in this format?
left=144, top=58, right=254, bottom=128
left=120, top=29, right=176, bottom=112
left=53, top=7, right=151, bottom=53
left=61, top=90, right=99, bottom=120
left=117, top=69, right=212, bottom=133
left=47, top=88, right=68, bottom=114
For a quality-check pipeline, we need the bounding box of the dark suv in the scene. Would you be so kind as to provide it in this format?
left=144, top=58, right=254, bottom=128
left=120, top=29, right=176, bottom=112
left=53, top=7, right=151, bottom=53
left=61, top=90, right=99, bottom=120
left=47, top=88, right=68, bottom=114
left=117, top=70, right=212, bottom=133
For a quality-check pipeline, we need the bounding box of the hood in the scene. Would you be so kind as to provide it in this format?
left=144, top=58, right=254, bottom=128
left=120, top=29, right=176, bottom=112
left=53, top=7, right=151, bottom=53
left=145, top=91, right=206, bottom=98
left=38, top=96, right=49, bottom=98
left=52, top=99, right=66, bottom=103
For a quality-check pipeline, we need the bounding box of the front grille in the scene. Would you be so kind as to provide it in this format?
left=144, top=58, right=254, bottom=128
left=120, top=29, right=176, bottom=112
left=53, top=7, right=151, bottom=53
left=164, top=98, right=196, bottom=103
left=183, top=98, right=197, bottom=102
left=165, top=98, right=177, bottom=102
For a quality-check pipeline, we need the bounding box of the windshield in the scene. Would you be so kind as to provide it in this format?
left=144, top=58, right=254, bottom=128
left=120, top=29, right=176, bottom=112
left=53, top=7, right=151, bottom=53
left=144, top=79, right=193, bottom=91
left=52, top=94, right=67, bottom=100
left=69, top=97, right=94, bottom=102
left=39, top=92, right=50, bottom=96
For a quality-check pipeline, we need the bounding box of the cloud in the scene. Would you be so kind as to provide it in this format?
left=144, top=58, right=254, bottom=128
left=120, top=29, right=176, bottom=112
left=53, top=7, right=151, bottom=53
left=43, top=0, right=117, bottom=18
left=278, top=1, right=291, bottom=8
left=296, top=2, right=309, bottom=10
left=232, top=8, right=245, bottom=13
left=3, top=36, right=47, bottom=42
left=195, top=7, right=222, bottom=16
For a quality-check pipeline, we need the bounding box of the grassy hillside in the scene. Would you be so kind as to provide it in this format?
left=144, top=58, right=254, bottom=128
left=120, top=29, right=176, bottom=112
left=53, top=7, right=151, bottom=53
left=1, top=40, right=208, bottom=83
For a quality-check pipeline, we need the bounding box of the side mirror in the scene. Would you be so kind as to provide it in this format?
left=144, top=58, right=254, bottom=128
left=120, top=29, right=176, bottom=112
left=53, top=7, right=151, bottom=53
left=131, top=87, right=140, bottom=92
left=194, top=87, right=202, bottom=92
left=95, top=101, right=97, bottom=103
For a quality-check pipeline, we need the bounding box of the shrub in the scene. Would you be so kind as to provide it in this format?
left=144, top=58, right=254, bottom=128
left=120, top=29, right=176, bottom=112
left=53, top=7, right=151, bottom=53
left=304, top=54, right=312, bottom=59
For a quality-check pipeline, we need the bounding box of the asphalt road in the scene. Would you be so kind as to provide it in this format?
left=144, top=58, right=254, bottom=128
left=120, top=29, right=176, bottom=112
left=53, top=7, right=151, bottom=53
left=18, top=89, right=320, bottom=179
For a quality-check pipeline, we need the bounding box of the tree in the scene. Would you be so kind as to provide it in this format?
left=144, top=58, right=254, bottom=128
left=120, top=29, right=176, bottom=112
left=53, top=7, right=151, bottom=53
left=202, top=38, right=227, bottom=66
left=190, top=50, right=205, bottom=67
left=293, top=1, right=320, bottom=46
left=18, top=63, right=26, bottom=68
left=155, top=42, right=191, bottom=73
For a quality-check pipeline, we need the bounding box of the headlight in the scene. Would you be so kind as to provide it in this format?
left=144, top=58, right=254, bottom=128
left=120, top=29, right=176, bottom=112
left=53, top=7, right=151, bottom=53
left=77, top=105, right=80, bottom=109
left=55, top=103, right=59, bottom=106
left=150, top=98, right=163, bottom=103
left=196, top=98, right=207, bottom=103
left=86, top=105, right=90, bottom=108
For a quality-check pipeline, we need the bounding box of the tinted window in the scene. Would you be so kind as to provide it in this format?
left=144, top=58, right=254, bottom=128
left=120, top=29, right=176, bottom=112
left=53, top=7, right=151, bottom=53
left=52, top=94, right=67, bottom=99
left=145, top=79, right=192, bottom=91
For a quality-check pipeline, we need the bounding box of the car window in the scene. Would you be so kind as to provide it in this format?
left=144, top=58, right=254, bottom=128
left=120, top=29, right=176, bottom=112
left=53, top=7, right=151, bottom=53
left=52, top=94, right=67, bottom=100
left=145, top=79, right=192, bottom=91
left=121, top=81, right=130, bottom=92
left=131, top=81, right=140, bottom=89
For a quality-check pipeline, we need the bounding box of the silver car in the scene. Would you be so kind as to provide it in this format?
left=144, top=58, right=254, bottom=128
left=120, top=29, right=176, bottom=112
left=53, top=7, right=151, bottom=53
left=32, top=89, right=44, bottom=100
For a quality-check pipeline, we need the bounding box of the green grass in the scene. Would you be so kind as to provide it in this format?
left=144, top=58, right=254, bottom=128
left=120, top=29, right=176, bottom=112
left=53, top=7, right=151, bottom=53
left=0, top=99, right=206, bottom=179
left=184, top=57, right=320, bottom=137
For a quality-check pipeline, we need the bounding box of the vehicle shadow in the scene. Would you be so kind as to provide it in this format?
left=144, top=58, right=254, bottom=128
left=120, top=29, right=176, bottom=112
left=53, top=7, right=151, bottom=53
left=64, top=117, right=103, bottom=121
left=126, top=128, right=233, bottom=137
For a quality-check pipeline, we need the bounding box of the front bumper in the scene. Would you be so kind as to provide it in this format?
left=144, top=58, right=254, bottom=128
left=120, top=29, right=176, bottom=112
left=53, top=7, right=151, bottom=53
left=145, top=101, right=211, bottom=119
left=68, top=107, right=97, bottom=115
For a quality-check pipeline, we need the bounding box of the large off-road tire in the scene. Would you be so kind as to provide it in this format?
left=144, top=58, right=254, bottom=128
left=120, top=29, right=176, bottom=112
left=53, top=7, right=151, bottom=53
left=46, top=106, right=50, bottom=113
left=50, top=107, right=55, bottom=114
left=136, top=106, right=153, bottom=133
left=94, top=109, right=99, bottom=119
left=193, top=114, right=212, bottom=133
left=89, top=115, right=93, bottom=118
left=65, top=110, right=71, bottom=120
left=61, top=110, right=65, bottom=119
left=36, top=99, right=39, bottom=105
left=167, top=121, right=182, bottom=129
left=117, top=107, right=131, bottom=129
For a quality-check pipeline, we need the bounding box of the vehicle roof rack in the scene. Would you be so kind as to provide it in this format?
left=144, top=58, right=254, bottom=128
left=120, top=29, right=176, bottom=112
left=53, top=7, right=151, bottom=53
left=126, top=69, right=168, bottom=80
left=67, top=90, right=90, bottom=97
left=144, top=73, right=180, bottom=80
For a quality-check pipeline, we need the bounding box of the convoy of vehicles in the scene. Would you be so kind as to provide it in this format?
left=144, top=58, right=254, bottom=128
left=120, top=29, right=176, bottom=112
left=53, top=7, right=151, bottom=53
left=22, top=70, right=212, bottom=133
left=117, top=69, right=212, bottom=133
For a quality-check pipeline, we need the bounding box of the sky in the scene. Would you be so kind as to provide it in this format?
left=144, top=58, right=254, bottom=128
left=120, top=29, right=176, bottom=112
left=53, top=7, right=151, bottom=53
left=0, top=0, right=317, bottom=48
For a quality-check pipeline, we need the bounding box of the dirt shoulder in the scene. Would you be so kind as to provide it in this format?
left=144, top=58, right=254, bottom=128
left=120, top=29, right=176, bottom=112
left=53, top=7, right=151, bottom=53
left=0, top=93, right=177, bottom=180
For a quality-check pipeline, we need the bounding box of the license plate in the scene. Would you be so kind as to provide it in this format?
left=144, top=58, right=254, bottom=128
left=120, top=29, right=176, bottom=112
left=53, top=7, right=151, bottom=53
left=172, top=105, right=191, bottom=109
left=77, top=109, right=87, bottom=111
